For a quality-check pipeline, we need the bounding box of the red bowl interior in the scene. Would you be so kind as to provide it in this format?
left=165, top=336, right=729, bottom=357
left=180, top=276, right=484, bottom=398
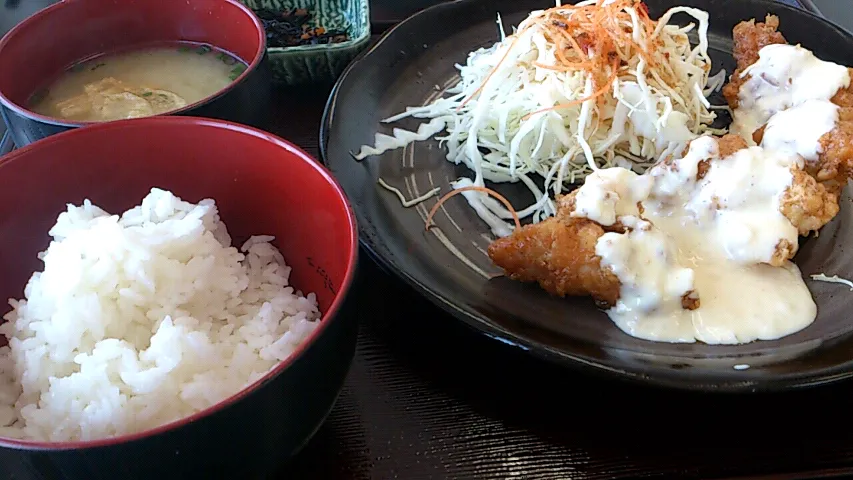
left=0, top=116, right=358, bottom=448
left=0, top=0, right=265, bottom=121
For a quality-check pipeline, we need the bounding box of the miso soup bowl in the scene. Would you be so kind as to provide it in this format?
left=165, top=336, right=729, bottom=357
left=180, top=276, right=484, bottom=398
left=0, top=0, right=273, bottom=148
left=0, top=117, right=359, bottom=480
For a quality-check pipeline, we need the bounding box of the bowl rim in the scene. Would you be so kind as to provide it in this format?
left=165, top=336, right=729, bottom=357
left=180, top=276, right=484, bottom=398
left=0, top=0, right=268, bottom=128
left=266, top=29, right=372, bottom=55
left=0, top=115, right=359, bottom=450
left=258, top=0, right=372, bottom=54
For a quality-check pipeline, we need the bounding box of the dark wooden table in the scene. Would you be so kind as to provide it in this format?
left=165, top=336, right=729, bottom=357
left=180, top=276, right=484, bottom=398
left=6, top=1, right=853, bottom=479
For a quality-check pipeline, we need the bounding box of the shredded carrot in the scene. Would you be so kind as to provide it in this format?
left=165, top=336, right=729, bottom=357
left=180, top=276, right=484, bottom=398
left=554, top=38, right=576, bottom=66
left=560, top=29, right=590, bottom=63
left=522, top=57, right=619, bottom=120
left=457, top=34, right=522, bottom=111
left=425, top=186, right=522, bottom=231
left=456, top=0, right=671, bottom=114
left=533, top=61, right=589, bottom=72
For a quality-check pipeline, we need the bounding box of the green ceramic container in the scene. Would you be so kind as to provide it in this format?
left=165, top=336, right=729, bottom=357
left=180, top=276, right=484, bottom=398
left=240, top=0, right=371, bottom=86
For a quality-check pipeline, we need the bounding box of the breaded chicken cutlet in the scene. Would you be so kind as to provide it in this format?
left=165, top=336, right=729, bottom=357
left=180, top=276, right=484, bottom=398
left=486, top=191, right=622, bottom=308
left=705, top=135, right=838, bottom=239
left=755, top=108, right=853, bottom=194
left=724, top=15, right=853, bottom=193
left=723, top=15, right=853, bottom=111
left=721, top=15, right=788, bottom=109
left=488, top=134, right=841, bottom=306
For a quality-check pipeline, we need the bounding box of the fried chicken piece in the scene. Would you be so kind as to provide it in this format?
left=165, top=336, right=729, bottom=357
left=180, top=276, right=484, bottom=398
left=715, top=134, right=839, bottom=240
left=718, top=15, right=850, bottom=232
left=732, top=16, right=787, bottom=72
left=766, top=169, right=835, bottom=266
left=831, top=80, right=853, bottom=109
left=489, top=191, right=699, bottom=310
left=815, top=113, right=853, bottom=188
left=717, top=133, right=750, bottom=158
left=669, top=134, right=836, bottom=261
left=750, top=107, right=851, bottom=231
left=488, top=212, right=622, bottom=308
left=779, top=168, right=840, bottom=236
left=722, top=15, right=787, bottom=109
left=710, top=135, right=827, bottom=263
left=752, top=125, right=766, bottom=145
left=660, top=134, right=747, bottom=182
left=488, top=126, right=840, bottom=306
left=724, top=16, right=853, bottom=122
left=771, top=239, right=797, bottom=267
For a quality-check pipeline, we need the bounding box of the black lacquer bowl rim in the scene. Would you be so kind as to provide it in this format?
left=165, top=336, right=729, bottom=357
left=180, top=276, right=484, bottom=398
left=321, top=0, right=853, bottom=392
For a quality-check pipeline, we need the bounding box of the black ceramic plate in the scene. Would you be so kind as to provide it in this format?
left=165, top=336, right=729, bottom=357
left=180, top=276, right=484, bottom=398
left=321, top=0, right=853, bottom=391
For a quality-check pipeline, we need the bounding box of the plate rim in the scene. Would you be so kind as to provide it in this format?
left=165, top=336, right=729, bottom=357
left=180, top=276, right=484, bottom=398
left=320, top=0, right=853, bottom=392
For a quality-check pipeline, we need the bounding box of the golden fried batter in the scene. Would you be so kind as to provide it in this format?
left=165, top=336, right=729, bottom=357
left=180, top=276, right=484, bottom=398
left=733, top=16, right=786, bottom=71
left=712, top=134, right=839, bottom=238
left=771, top=239, right=797, bottom=267
left=663, top=134, right=747, bottom=181
left=700, top=136, right=833, bottom=262
left=831, top=78, right=853, bottom=109
left=717, top=133, right=750, bottom=158
left=723, top=16, right=853, bottom=110
left=720, top=16, right=852, bottom=236
left=766, top=165, right=839, bottom=265
left=751, top=106, right=853, bottom=194
left=489, top=191, right=700, bottom=310
left=487, top=209, right=622, bottom=308
left=489, top=131, right=842, bottom=302
left=815, top=114, right=853, bottom=188
left=779, top=168, right=840, bottom=236
left=752, top=125, right=766, bottom=145
left=722, top=15, right=787, bottom=109
left=726, top=15, right=853, bottom=111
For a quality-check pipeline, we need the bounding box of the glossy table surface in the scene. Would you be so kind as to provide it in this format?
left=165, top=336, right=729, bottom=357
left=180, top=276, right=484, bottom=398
left=6, top=1, right=853, bottom=479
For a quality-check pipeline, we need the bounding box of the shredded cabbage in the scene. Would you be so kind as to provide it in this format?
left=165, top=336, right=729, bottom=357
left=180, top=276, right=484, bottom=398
left=355, top=1, right=722, bottom=234
left=377, top=178, right=440, bottom=207
left=810, top=274, right=853, bottom=291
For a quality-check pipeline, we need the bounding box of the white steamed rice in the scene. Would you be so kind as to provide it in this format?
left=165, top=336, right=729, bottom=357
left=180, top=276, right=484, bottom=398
left=0, top=188, right=321, bottom=442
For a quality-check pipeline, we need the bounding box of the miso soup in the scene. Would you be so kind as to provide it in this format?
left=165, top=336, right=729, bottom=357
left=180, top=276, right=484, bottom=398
left=29, top=44, right=248, bottom=122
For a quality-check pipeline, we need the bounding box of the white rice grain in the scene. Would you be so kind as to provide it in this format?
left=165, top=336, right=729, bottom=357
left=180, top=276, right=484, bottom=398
left=0, top=188, right=321, bottom=442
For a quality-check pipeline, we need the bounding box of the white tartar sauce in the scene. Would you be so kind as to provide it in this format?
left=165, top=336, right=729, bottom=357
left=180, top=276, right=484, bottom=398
left=760, top=99, right=839, bottom=163
left=732, top=44, right=849, bottom=143
left=573, top=135, right=817, bottom=344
